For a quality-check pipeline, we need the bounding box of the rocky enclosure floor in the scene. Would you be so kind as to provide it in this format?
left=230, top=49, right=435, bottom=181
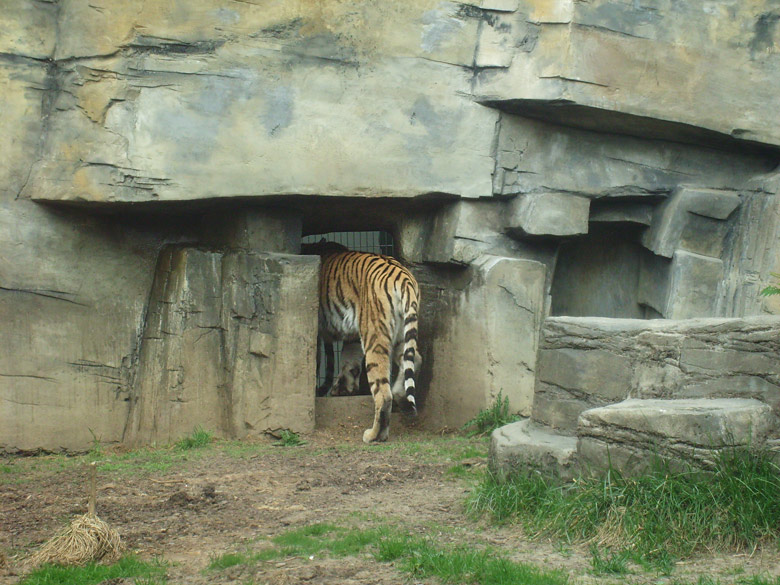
left=2, top=426, right=780, bottom=585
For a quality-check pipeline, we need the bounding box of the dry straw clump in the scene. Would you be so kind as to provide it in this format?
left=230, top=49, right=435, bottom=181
left=27, top=462, right=123, bottom=568
left=27, top=513, right=122, bottom=567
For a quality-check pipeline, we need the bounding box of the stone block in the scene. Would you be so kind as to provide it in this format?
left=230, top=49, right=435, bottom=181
left=537, top=348, right=631, bottom=401
left=533, top=346, right=632, bottom=431
left=641, top=187, right=740, bottom=259
left=532, top=388, right=596, bottom=433
left=578, top=398, right=774, bottom=475
left=422, top=256, right=546, bottom=428
left=423, top=201, right=506, bottom=265
left=506, top=192, right=590, bottom=238
left=25, top=10, right=499, bottom=204
left=124, top=247, right=319, bottom=446
left=489, top=419, right=579, bottom=481
left=665, top=250, right=723, bottom=319
left=476, top=7, right=780, bottom=148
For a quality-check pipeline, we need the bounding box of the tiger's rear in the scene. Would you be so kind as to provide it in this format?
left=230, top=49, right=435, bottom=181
left=314, top=248, right=420, bottom=443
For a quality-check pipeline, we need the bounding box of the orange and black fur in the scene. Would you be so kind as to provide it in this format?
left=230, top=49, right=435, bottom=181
left=303, top=240, right=421, bottom=443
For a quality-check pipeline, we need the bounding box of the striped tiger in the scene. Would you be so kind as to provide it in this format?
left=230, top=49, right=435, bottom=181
left=303, top=240, right=421, bottom=443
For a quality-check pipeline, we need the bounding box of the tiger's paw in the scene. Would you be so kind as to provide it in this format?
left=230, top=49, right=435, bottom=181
left=363, top=428, right=389, bottom=443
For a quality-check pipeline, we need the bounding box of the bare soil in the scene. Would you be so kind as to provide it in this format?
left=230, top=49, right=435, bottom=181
left=2, top=425, right=780, bottom=584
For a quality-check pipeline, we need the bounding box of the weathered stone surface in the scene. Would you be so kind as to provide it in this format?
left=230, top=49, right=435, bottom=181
left=3, top=0, right=780, bottom=452
left=535, top=317, right=780, bottom=434
left=638, top=250, right=726, bottom=320
left=421, top=255, right=547, bottom=428
left=641, top=187, right=741, bottom=259
left=589, top=201, right=653, bottom=226
left=506, top=192, right=590, bottom=238
left=475, top=1, right=780, bottom=148
left=534, top=347, right=632, bottom=431
left=419, top=200, right=538, bottom=266
left=124, top=248, right=318, bottom=446
left=489, top=419, right=578, bottom=481
left=578, top=398, right=774, bottom=474
left=665, top=251, right=724, bottom=319
left=0, top=204, right=162, bottom=452
left=204, top=209, right=302, bottom=252
left=21, top=1, right=498, bottom=204
left=492, top=116, right=773, bottom=200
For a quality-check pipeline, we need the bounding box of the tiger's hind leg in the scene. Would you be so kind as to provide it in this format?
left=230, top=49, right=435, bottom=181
left=315, top=336, right=335, bottom=397
left=362, top=345, right=393, bottom=443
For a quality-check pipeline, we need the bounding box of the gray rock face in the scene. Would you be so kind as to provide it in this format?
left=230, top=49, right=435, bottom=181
left=534, top=316, right=780, bottom=433
left=578, top=398, right=775, bottom=474
left=420, top=255, right=547, bottom=428
left=125, top=248, right=319, bottom=446
left=3, top=0, right=780, bottom=451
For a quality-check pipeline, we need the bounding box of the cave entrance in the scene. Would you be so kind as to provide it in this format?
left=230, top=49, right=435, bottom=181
left=550, top=223, right=660, bottom=319
left=301, top=230, right=396, bottom=395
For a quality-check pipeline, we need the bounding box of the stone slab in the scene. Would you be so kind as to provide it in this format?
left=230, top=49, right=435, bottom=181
left=578, top=398, right=774, bottom=474
left=489, top=418, right=579, bottom=481
left=506, top=192, right=590, bottom=238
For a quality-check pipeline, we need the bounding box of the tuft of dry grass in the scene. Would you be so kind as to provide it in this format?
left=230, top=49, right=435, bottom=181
left=27, top=513, right=123, bottom=568
left=27, top=462, right=123, bottom=568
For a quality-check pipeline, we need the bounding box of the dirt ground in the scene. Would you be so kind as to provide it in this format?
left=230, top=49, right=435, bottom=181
left=2, top=424, right=780, bottom=585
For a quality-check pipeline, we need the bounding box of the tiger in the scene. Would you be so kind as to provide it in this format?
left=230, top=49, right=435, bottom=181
left=302, top=239, right=421, bottom=443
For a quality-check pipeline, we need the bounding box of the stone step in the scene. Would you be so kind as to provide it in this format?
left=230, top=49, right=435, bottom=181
left=578, top=398, right=774, bottom=475
left=489, top=418, right=579, bottom=481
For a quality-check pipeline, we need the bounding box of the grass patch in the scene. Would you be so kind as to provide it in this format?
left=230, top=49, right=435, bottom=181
left=467, top=447, right=780, bottom=567
left=273, top=430, right=306, bottom=447
left=175, top=426, right=213, bottom=450
left=97, top=447, right=199, bottom=475
left=589, top=545, right=631, bottom=576
left=18, top=555, right=166, bottom=585
left=375, top=534, right=568, bottom=585
left=209, top=523, right=568, bottom=585
left=461, top=391, right=519, bottom=437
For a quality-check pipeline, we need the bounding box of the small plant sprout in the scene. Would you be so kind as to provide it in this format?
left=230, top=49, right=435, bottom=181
left=760, top=272, right=780, bottom=297
left=175, top=426, right=213, bottom=450
left=274, top=429, right=306, bottom=447
left=461, top=390, right=520, bottom=437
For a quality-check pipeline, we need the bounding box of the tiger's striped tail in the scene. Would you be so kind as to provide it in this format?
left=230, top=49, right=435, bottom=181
left=401, top=287, right=420, bottom=416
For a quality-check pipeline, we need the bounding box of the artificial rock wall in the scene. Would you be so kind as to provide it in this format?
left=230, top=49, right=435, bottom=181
left=3, top=0, right=780, bottom=450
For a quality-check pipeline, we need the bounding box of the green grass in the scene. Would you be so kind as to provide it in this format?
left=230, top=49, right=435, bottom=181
left=273, top=429, right=306, bottom=447
left=672, top=576, right=780, bottom=585
left=97, top=446, right=202, bottom=474
left=208, top=523, right=568, bottom=585
left=461, top=391, right=519, bottom=437
left=375, top=533, right=568, bottom=585
left=18, top=555, right=166, bottom=585
left=589, top=545, right=631, bottom=576
left=467, top=446, right=780, bottom=567
left=175, top=426, right=213, bottom=450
